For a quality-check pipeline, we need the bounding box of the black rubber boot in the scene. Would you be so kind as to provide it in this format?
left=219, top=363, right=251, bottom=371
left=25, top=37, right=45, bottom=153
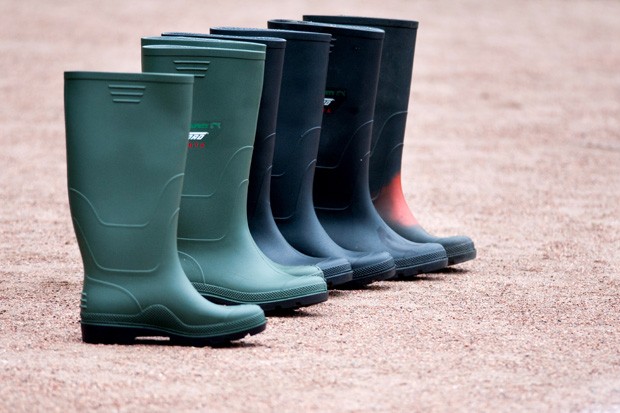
left=212, top=26, right=395, bottom=287
left=162, top=31, right=353, bottom=288
left=303, top=16, right=477, bottom=266
left=268, top=20, right=449, bottom=277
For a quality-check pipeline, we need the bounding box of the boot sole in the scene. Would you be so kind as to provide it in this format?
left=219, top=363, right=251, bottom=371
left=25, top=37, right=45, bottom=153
left=343, top=262, right=396, bottom=288
left=390, top=257, right=450, bottom=279
left=325, top=270, right=354, bottom=289
left=81, top=321, right=266, bottom=347
left=448, top=249, right=477, bottom=266
left=204, top=291, right=329, bottom=312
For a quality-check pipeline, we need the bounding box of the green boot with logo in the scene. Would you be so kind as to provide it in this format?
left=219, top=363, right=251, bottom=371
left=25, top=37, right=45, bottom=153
left=142, top=43, right=328, bottom=311
left=141, top=36, right=328, bottom=281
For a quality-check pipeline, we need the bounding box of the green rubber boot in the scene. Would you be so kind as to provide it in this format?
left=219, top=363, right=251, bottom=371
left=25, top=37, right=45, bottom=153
left=141, top=36, right=326, bottom=280
left=65, top=71, right=266, bottom=346
left=141, top=45, right=328, bottom=311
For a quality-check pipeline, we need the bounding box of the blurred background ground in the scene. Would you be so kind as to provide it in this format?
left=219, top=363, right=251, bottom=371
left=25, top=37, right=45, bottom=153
left=0, top=0, right=619, bottom=411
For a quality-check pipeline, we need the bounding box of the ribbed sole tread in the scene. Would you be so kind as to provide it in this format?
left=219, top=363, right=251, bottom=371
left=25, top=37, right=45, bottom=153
left=81, top=321, right=266, bottom=347
left=204, top=291, right=329, bottom=312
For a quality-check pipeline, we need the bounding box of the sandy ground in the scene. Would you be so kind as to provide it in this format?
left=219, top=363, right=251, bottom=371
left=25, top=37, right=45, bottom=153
left=1, top=0, right=619, bottom=411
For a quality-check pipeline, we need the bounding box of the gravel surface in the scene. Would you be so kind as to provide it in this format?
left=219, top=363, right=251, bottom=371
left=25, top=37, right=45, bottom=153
left=1, top=0, right=619, bottom=411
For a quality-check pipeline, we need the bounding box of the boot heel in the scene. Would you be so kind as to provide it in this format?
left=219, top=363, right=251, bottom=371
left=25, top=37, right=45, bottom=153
left=81, top=323, right=138, bottom=344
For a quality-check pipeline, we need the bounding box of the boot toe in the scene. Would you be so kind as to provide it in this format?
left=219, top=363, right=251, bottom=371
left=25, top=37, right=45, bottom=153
left=390, top=242, right=448, bottom=277
left=440, top=236, right=477, bottom=265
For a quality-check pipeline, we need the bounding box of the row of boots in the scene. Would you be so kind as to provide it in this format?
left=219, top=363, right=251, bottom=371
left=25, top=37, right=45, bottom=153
left=64, top=16, right=476, bottom=346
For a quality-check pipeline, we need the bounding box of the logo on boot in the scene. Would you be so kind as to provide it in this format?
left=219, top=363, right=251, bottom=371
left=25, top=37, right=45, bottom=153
left=323, top=89, right=346, bottom=114
left=188, top=122, right=222, bottom=148
left=189, top=132, right=207, bottom=141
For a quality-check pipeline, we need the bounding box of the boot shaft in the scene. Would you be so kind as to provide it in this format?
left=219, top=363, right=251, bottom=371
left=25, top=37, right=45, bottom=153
left=141, top=44, right=265, bottom=241
left=211, top=27, right=332, bottom=220
left=267, top=20, right=385, bottom=210
left=64, top=71, right=194, bottom=273
left=368, top=20, right=418, bottom=198
left=160, top=32, right=288, bottom=221
left=303, top=16, right=419, bottom=199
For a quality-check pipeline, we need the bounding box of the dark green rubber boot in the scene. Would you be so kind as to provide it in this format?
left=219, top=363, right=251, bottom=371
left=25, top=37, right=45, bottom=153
left=65, top=71, right=266, bottom=345
left=268, top=20, right=448, bottom=278
left=141, top=44, right=328, bottom=311
left=303, top=16, right=477, bottom=266
left=160, top=31, right=354, bottom=288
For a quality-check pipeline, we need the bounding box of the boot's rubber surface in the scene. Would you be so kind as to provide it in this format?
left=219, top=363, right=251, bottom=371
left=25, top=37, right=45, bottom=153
left=65, top=71, right=266, bottom=345
left=303, top=16, right=477, bottom=266
left=141, top=44, right=328, bottom=310
left=268, top=20, right=448, bottom=278
left=143, top=35, right=267, bottom=52
left=212, top=27, right=395, bottom=287
left=162, top=31, right=354, bottom=288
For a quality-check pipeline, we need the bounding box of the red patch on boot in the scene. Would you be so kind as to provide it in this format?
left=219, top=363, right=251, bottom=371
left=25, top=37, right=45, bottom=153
left=373, top=173, right=419, bottom=226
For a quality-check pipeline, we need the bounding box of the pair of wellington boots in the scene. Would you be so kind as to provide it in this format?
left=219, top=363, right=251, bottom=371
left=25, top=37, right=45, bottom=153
left=65, top=39, right=327, bottom=345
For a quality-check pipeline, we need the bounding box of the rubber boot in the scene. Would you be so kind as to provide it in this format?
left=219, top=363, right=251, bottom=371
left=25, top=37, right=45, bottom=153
left=303, top=16, right=477, bottom=266
left=65, top=71, right=266, bottom=345
left=211, top=27, right=396, bottom=286
left=143, top=35, right=323, bottom=280
left=149, top=34, right=325, bottom=281
left=141, top=37, right=332, bottom=282
left=268, top=20, right=449, bottom=277
left=141, top=44, right=328, bottom=311
left=161, top=32, right=353, bottom=287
